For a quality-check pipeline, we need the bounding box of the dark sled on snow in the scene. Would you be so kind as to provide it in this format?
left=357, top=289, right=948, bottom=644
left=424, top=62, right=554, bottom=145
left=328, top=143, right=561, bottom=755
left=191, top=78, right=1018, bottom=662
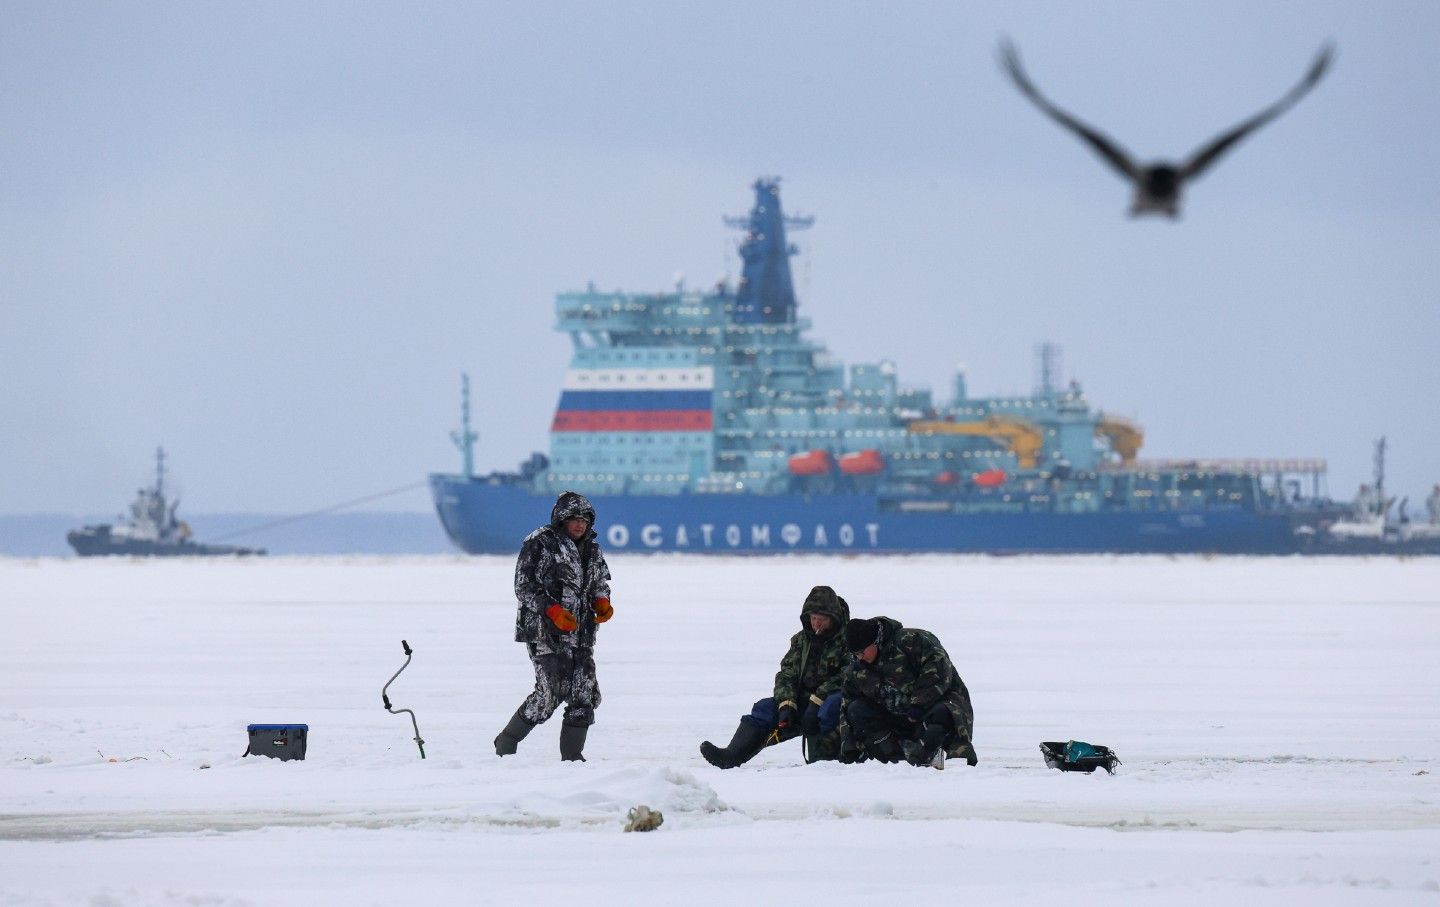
left=1040, top=740, right=1120, bottom=775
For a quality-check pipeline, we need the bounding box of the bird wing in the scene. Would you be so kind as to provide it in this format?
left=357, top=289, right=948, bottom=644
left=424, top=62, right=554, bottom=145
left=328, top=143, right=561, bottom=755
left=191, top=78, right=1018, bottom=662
left=998, top=38, right=1139, bottom=180
left=1179, top=42, right=1334, bottom=181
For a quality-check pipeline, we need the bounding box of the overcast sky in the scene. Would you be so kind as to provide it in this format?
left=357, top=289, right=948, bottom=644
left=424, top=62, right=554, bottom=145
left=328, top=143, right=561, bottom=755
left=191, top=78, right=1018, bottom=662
left=3, top=1, right=1437, bottom=515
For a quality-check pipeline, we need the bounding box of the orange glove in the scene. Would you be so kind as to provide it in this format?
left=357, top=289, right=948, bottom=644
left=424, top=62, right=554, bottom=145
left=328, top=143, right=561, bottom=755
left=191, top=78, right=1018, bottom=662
left=593, top=597, right=614, bottom=623
left=545, top=604, right=578, bottom=632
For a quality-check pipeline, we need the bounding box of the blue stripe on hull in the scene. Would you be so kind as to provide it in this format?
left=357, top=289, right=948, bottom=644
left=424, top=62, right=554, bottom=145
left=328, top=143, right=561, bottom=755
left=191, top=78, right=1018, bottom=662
left=556, top=389, right=712, bottom=411
left=429, top=474, right=1304, bottom=555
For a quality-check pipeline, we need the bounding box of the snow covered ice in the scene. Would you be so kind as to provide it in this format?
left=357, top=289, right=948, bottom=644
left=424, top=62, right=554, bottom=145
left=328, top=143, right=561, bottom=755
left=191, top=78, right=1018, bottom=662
left=3, top=555, right=1439, bottom=905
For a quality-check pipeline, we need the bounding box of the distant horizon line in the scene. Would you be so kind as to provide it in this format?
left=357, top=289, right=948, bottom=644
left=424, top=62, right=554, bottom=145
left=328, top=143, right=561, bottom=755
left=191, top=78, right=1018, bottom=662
left=1, top=509, right=437, bottom=518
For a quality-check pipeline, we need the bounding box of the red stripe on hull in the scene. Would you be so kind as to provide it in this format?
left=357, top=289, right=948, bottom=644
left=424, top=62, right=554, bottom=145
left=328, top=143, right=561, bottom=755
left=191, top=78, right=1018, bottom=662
left=551, top=410, right=714, bottom=432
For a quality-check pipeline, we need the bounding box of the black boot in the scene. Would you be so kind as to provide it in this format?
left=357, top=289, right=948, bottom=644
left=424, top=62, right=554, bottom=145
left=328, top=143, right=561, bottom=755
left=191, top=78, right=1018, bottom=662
left=559, top=721, right=589, bottom=762
left=904, top=723, right=949, bottom=769
left=955, top=736, right=979, bottom=767
left=494, top=707, right=535, bottom=757
left=864, top=730, right=905, bottom=764
left=699, top=720, right=769, bottom=769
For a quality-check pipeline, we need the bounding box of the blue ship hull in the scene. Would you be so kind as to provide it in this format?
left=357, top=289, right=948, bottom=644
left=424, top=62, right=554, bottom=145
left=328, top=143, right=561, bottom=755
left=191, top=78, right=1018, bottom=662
left=429, top=474, right=1308, bottom=555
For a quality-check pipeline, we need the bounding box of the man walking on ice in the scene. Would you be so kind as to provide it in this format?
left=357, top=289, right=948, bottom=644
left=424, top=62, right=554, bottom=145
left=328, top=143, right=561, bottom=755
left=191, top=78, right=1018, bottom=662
left=494, top=491, right=614, bottom=761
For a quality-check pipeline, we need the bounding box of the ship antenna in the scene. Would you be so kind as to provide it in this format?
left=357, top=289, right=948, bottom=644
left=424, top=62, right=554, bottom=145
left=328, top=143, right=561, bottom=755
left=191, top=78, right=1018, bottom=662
left=1034, top=342, right=1063, bottom=396
left=450, top=373, right=478, bottom=478
left=1373, top=436, right=1386, bottom=500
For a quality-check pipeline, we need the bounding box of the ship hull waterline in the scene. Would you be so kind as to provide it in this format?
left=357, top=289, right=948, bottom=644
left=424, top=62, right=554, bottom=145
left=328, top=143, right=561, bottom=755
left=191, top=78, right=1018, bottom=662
left=430, top=475, right=1313, bottom=556
left=66, top=530, right=264, bottom=557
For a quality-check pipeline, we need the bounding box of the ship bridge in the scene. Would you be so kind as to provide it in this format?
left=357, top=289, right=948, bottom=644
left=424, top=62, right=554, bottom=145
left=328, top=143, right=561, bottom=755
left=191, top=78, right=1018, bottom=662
left=539, top=180, right=1146, bottom=498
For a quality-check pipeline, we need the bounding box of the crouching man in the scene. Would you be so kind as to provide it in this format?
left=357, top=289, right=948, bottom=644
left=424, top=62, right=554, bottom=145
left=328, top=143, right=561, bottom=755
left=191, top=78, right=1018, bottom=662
left=699, top=585, right=851, bottom=769
left=839, top=616, right=977, bottom=770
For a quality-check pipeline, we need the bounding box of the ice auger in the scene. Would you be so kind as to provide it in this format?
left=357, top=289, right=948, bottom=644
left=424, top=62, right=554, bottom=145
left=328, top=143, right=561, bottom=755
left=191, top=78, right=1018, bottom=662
left=382, top=639, right=426, bottom=759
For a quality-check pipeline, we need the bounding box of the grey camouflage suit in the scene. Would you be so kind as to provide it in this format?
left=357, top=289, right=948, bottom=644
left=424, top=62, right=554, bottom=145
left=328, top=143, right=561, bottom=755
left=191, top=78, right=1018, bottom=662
left=512, top=491, right=612, bottom=726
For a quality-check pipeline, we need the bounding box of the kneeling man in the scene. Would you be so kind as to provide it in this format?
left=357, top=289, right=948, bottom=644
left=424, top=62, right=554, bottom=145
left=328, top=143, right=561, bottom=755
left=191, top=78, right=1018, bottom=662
left=840, top=616, right=977, bottom=769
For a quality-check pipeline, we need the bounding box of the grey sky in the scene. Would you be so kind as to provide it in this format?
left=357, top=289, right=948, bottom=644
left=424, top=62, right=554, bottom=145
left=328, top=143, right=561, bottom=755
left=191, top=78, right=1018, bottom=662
left=3, top=1, right=1437, bottom=515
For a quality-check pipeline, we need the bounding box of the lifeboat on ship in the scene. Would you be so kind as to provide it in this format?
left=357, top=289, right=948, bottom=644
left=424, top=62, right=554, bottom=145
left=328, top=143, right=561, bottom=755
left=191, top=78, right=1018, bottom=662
left=972, top=468, right=1007, bottom=488
left=788, top=449, right=833, bottom=476
left=838, top=449, right=885, bottom=475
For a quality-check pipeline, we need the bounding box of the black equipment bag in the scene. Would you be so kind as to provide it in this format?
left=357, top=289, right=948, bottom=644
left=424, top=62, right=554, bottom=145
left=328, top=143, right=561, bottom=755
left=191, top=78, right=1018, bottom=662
left=1040, top=739, right=1119, bottom=774
left=244, top=724, right=308, bottom=761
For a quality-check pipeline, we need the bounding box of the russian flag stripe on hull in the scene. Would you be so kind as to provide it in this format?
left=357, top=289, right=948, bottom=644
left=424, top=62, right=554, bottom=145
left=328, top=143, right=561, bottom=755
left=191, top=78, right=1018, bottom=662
left=552, top=410, right=714, bottom=432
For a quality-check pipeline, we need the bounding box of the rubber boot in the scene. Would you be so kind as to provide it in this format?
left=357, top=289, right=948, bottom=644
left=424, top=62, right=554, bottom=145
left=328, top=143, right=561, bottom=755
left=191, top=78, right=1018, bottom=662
left=699, top=720, right=769, bottom=769
left=802, top=735, right=820, bottom=765
left=864, top=730, right=904, bottom=764
left=955, top=736, right=979, bottom=767
left=494, top=707, right=535, bottom=757
left=905, top=723, right=949, bottom=770
left=559, top=721, right=589, bottom=762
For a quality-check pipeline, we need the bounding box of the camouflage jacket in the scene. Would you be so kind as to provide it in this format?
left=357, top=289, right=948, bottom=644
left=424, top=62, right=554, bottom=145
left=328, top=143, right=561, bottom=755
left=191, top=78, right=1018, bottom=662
left=772, top=586, right=851, bottom=710
left=513, top=492, right=612, bottom=649
left=841, top=615, right=974, bottom=746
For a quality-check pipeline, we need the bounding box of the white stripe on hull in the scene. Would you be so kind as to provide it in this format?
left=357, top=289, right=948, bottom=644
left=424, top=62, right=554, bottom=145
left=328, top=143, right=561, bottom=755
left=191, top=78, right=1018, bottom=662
left=562, top=367, right=714, bottom=390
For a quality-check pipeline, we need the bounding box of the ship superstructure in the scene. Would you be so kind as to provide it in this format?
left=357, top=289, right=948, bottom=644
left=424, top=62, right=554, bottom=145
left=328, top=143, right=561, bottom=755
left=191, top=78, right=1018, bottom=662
left=431, top=179, right=1347, bottom=554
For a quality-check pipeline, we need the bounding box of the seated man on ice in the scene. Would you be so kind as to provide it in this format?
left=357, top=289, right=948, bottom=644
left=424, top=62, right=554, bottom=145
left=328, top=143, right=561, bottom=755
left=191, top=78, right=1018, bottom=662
left=838, top=615, right=977, bottom=770
left=699, top=585, right=851, bottom=769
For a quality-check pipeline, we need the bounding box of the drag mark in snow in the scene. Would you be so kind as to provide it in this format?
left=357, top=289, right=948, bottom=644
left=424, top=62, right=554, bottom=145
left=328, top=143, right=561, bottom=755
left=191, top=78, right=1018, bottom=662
left=0, top=809, right=621, bottom=841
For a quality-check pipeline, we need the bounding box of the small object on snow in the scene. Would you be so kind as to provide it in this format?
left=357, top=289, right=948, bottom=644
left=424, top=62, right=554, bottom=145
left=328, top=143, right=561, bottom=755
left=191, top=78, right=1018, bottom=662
left=243, top=724, right=308, bottom=761
left=382, top=639, right=426, bottom=759
left=624, top=805, right=664, bottom=832
left=97, top=749, right=146, bottom=763
left=1040, top=740, right=1120, bottom=775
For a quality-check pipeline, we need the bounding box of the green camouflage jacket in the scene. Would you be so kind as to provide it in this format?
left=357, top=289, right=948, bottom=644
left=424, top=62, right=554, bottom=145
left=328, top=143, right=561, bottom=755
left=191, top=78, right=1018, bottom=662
left=772, top=586, right=851, bottom=711
left=841, top=615, right=974, bottom=751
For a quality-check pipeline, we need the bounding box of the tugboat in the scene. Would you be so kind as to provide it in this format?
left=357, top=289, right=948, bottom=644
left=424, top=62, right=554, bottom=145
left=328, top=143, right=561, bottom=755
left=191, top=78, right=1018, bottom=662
left=1305, top=438, right=1440, bottom=555
left=67, top=448, right=265, bottom=557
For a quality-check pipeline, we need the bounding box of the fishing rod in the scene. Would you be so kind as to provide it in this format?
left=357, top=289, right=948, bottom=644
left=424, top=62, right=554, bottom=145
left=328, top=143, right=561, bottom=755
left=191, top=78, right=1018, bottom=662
left=382, top=639, right=426, bottom=759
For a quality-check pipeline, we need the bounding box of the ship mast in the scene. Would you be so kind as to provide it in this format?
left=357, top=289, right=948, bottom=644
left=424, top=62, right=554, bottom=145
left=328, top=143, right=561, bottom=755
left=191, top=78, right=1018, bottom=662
left=1373, top=436, right=1386, bottom=501
left=724, top=177, right=813, bottom=324
left=1034, top=342, right=1063, bottom=396
left=451, top=373, right=478, bottom=478
left=155, top=446, right=167, bottom=498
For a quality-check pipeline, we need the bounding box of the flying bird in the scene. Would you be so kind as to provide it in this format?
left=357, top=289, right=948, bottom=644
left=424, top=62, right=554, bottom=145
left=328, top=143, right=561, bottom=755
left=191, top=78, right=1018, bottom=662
left=998, top=39, right=1334, bottom=217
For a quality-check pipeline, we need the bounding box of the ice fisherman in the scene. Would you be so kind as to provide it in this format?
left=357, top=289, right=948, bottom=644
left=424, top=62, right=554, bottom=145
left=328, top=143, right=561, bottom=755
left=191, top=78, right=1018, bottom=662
left=699, top=585, right=852, bottom=769
left=839, top=616, right=977, bottom=769
left=493, top=491, right=613, bottom=761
